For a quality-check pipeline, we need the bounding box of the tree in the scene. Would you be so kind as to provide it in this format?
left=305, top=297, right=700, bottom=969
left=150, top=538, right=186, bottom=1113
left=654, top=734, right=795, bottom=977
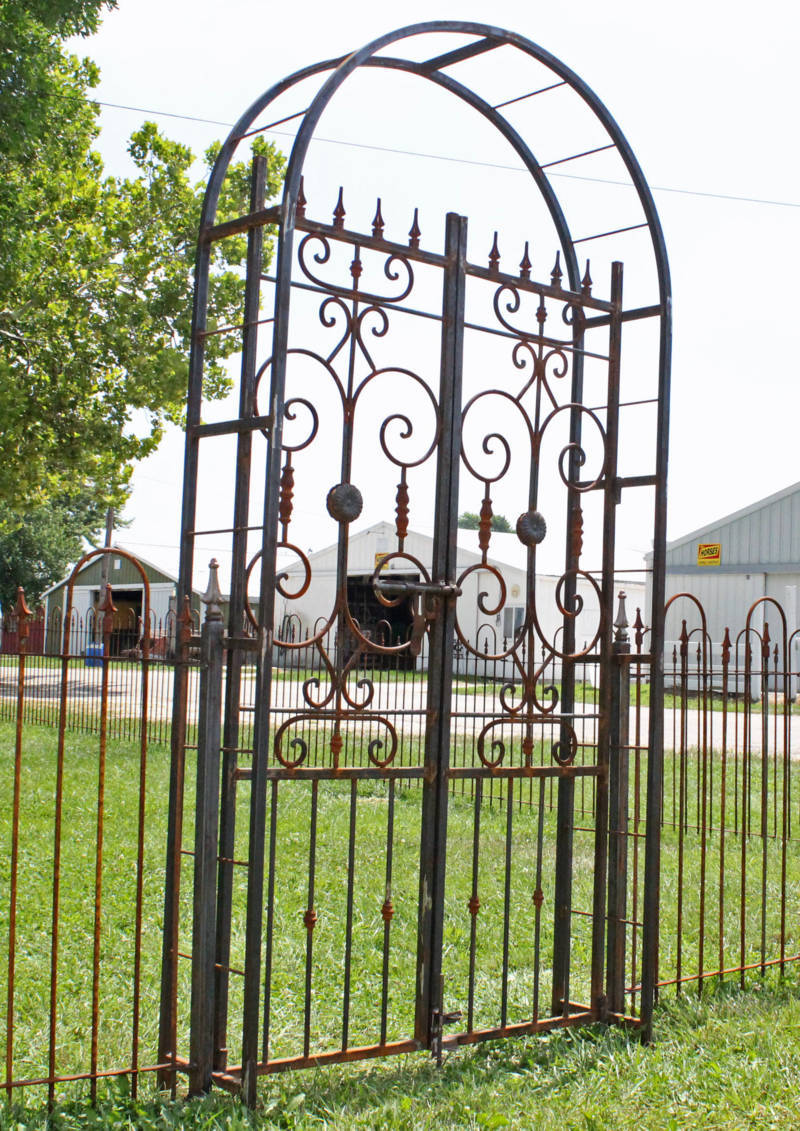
left=0, top=0, right=285, bottom=521
left=0, top=496, right=111, bottom=612
left=457, top=512, right=513, bottom=532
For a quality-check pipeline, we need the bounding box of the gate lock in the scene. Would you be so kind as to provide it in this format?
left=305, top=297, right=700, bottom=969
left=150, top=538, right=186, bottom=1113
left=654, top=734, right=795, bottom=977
left=372, top=578, right=462, bottom=657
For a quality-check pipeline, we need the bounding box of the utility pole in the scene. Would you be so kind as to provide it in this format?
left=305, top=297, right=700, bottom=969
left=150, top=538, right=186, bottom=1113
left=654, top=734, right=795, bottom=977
left=98, top=507, right=114, bottom=641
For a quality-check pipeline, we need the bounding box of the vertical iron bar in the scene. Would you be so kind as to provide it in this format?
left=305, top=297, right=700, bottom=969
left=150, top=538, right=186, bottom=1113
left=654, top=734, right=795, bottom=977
left=342, top=778, right=358, bottom=1049
left=89, top=588, right=114, bottom=1103
left=589, top=260, right=624, bottom=1018
left=261, top=780, right=279, bottom=1063
left=303, top=780, right=319, bottom=1059
left=606, top=605, right=630, bottom=1014
left=639, top=266, right=672, bottom=1041
left=159, top=169, right=212, bottom=1082
left=532, top=776, right=546, bottom=1022
left=500, top=779, right=515, bottom=1028
left=467, top=778, right=482, bottom=1033
left=550, top=259, right=587, bottom=1016
left=189, top=586, right=225, bottom=1095
left=414, top=211, right=467, bottom=1052
left=5, top=591, right=30, bottom=1094
left=379, top=779, right=396, bottom=1047
left=214, top=154, right=267, bottom=1072
left=130, top=606, right=152, bottom=1097
left=158, top=598, right=192, bottom=1092
left=719, top=633, right=730, bottom=980
left=241, top=193, right=293, bottom=1110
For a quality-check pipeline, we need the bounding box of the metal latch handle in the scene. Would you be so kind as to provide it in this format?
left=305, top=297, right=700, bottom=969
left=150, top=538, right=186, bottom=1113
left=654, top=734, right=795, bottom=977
left=372, top=579, right=461, bottom=597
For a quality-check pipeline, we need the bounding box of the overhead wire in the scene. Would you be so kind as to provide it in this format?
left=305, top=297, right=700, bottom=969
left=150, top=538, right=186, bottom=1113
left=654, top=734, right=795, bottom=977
left=88, top=97, right=800, bottom=211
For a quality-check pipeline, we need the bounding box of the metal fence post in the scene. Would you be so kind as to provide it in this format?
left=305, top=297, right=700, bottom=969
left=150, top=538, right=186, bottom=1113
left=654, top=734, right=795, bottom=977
left=189, top=561, right=225, bottom=1095
left=606, top=591, right=631, bottom=1015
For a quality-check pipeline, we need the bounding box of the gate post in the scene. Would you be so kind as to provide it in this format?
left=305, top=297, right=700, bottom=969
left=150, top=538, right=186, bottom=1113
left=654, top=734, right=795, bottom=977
left=414, top=210, right=467, bottom=1053
left=606, top=592, right=631, bottom=1015
left=189, top=561, right=225, bottom=1095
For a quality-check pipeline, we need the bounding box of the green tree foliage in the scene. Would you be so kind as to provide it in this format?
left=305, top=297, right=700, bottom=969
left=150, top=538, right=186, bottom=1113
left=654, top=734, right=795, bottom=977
left=0, top=0, right=285, bottom=530
left=457, top=512, right=513, bottom=532
left=0, top=496, right=107, bottom=611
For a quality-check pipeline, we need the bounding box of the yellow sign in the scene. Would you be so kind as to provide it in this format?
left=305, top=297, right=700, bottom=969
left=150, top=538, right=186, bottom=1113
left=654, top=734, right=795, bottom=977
left=374, top=552, right=389, bottom=571
left=697, top=543, right=721, bottom=567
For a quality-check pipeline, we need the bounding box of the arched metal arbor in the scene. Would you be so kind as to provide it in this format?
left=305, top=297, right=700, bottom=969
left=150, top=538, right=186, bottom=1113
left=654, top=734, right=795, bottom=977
left=160, top=22, right=671, bottom=1103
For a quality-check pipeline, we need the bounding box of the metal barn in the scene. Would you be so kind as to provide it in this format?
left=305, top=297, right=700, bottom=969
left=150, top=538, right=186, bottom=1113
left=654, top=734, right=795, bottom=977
left=646, top=481, right=800, bottom=680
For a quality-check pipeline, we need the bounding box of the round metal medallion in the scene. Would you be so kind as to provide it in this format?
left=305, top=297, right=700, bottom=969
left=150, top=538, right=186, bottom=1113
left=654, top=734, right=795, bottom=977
left=326, top=482, right=363, bottom=524
left=516, top=509, right=547, bottom=547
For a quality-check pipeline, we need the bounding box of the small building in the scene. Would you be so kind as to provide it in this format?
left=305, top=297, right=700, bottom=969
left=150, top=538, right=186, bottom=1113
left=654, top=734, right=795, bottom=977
left=277, top=521, right=644, bottom=676
left=41, top=548, right=202, bottom=656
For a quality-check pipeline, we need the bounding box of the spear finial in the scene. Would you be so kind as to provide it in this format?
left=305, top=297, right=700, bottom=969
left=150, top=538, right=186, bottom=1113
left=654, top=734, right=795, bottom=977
left=372, top=198, right=385, bottom=240
left=551, top=250, right=563, bottom=289
left=488, top=231, right=500, bottom=274
left=332, top=186, right=345, bottom=230
left=408, top=207, right=421, bottom=249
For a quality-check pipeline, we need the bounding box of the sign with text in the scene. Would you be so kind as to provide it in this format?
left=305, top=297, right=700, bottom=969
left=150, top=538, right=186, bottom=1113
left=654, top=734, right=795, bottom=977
left=374, top=552, right=389, bottom=571
left=697, top=543, right=721, bottom=566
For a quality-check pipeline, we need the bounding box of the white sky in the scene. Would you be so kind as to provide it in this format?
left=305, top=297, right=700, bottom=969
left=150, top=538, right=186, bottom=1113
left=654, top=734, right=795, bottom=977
left=73, top=0, right=800, bottom=587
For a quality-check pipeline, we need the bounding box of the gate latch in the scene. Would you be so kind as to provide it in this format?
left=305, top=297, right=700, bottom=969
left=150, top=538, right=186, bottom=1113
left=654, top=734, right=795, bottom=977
left=372, top=579, right=461, bottom=657
left=371, top=579, right=461, bottom=598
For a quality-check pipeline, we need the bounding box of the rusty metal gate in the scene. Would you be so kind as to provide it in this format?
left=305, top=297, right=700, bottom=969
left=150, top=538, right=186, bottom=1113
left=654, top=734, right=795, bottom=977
left=158, top=22, right=671, bottom=1104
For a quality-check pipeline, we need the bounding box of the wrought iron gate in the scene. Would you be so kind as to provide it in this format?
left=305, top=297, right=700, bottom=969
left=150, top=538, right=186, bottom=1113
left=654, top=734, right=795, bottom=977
left=158, top=22, right=671, bottom=1104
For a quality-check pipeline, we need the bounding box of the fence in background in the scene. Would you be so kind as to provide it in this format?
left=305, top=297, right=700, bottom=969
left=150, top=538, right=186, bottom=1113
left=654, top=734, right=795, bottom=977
left=0, top=605, right=201, bottom=746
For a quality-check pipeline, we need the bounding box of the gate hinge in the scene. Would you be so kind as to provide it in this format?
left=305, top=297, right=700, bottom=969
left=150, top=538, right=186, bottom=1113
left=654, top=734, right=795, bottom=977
left=431, top=1007, right=463, bottom=1065
left=434, top=1008, right=463, bottom=1027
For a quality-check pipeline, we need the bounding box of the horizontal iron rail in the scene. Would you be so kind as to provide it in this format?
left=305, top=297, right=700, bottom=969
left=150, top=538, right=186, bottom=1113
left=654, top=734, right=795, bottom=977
left=189, top=416, right=273, bottom=439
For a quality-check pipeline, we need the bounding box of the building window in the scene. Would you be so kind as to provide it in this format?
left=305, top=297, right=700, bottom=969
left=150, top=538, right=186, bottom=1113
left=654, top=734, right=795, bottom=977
left=503, top=605, right=524, bottom=638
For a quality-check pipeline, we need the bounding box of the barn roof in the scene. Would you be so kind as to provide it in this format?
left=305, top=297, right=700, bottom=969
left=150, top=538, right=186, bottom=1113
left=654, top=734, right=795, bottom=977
left=648, top=480, right=800, bottom=571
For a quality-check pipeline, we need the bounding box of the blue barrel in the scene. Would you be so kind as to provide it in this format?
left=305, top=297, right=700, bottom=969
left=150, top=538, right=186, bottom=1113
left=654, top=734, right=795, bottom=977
left=85, top=642, right=104, bottom=667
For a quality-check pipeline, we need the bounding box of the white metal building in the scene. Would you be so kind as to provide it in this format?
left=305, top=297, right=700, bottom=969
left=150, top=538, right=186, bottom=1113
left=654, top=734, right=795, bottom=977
left=646, top=480, right=800, bottom=660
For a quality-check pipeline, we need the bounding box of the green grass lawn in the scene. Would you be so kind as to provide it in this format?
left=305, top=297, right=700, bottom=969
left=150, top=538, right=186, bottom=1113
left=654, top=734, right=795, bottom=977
left=3, top=984, right=800, bottom=1127
left=2, top=720, right=800, bottom=1127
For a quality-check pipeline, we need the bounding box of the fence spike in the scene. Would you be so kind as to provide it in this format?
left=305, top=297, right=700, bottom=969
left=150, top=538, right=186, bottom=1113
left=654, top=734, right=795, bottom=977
left=296, top=175, right=307, bottom=220
left=633, top=607, right=645, bottom=653
left=408, top=207, right=421, bottom=249
left=488, top=231, right=500, bottom=274
left=722, top=626, right=731, bottom=667
left=372, top=197, right=385, bottom=239
left=581, top=259, right=592, bottom=296
left=519, top=240, right=531, bottom=280
left=679, top=619, right=688, bottom=660
left=332, top=186, right=345, bottom=230
left=551, top=250, right=563, bottom=289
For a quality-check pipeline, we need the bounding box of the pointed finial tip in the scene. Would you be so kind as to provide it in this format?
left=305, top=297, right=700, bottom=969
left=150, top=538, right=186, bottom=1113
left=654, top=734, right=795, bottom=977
left=408, top=206, right=421, bottom=249
left=202, top=559, right=223, bottom=621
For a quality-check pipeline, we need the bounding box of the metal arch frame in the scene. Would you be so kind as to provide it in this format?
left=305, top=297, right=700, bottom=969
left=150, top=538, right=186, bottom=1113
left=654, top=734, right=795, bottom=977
left=164, top=20, right=672, bottom=1096
left=180, top=17, right=671, bottom=1027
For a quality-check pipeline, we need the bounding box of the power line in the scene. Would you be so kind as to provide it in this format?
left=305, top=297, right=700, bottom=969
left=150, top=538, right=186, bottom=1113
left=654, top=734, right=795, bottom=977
left=91, top=97, right=800, bottom=212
